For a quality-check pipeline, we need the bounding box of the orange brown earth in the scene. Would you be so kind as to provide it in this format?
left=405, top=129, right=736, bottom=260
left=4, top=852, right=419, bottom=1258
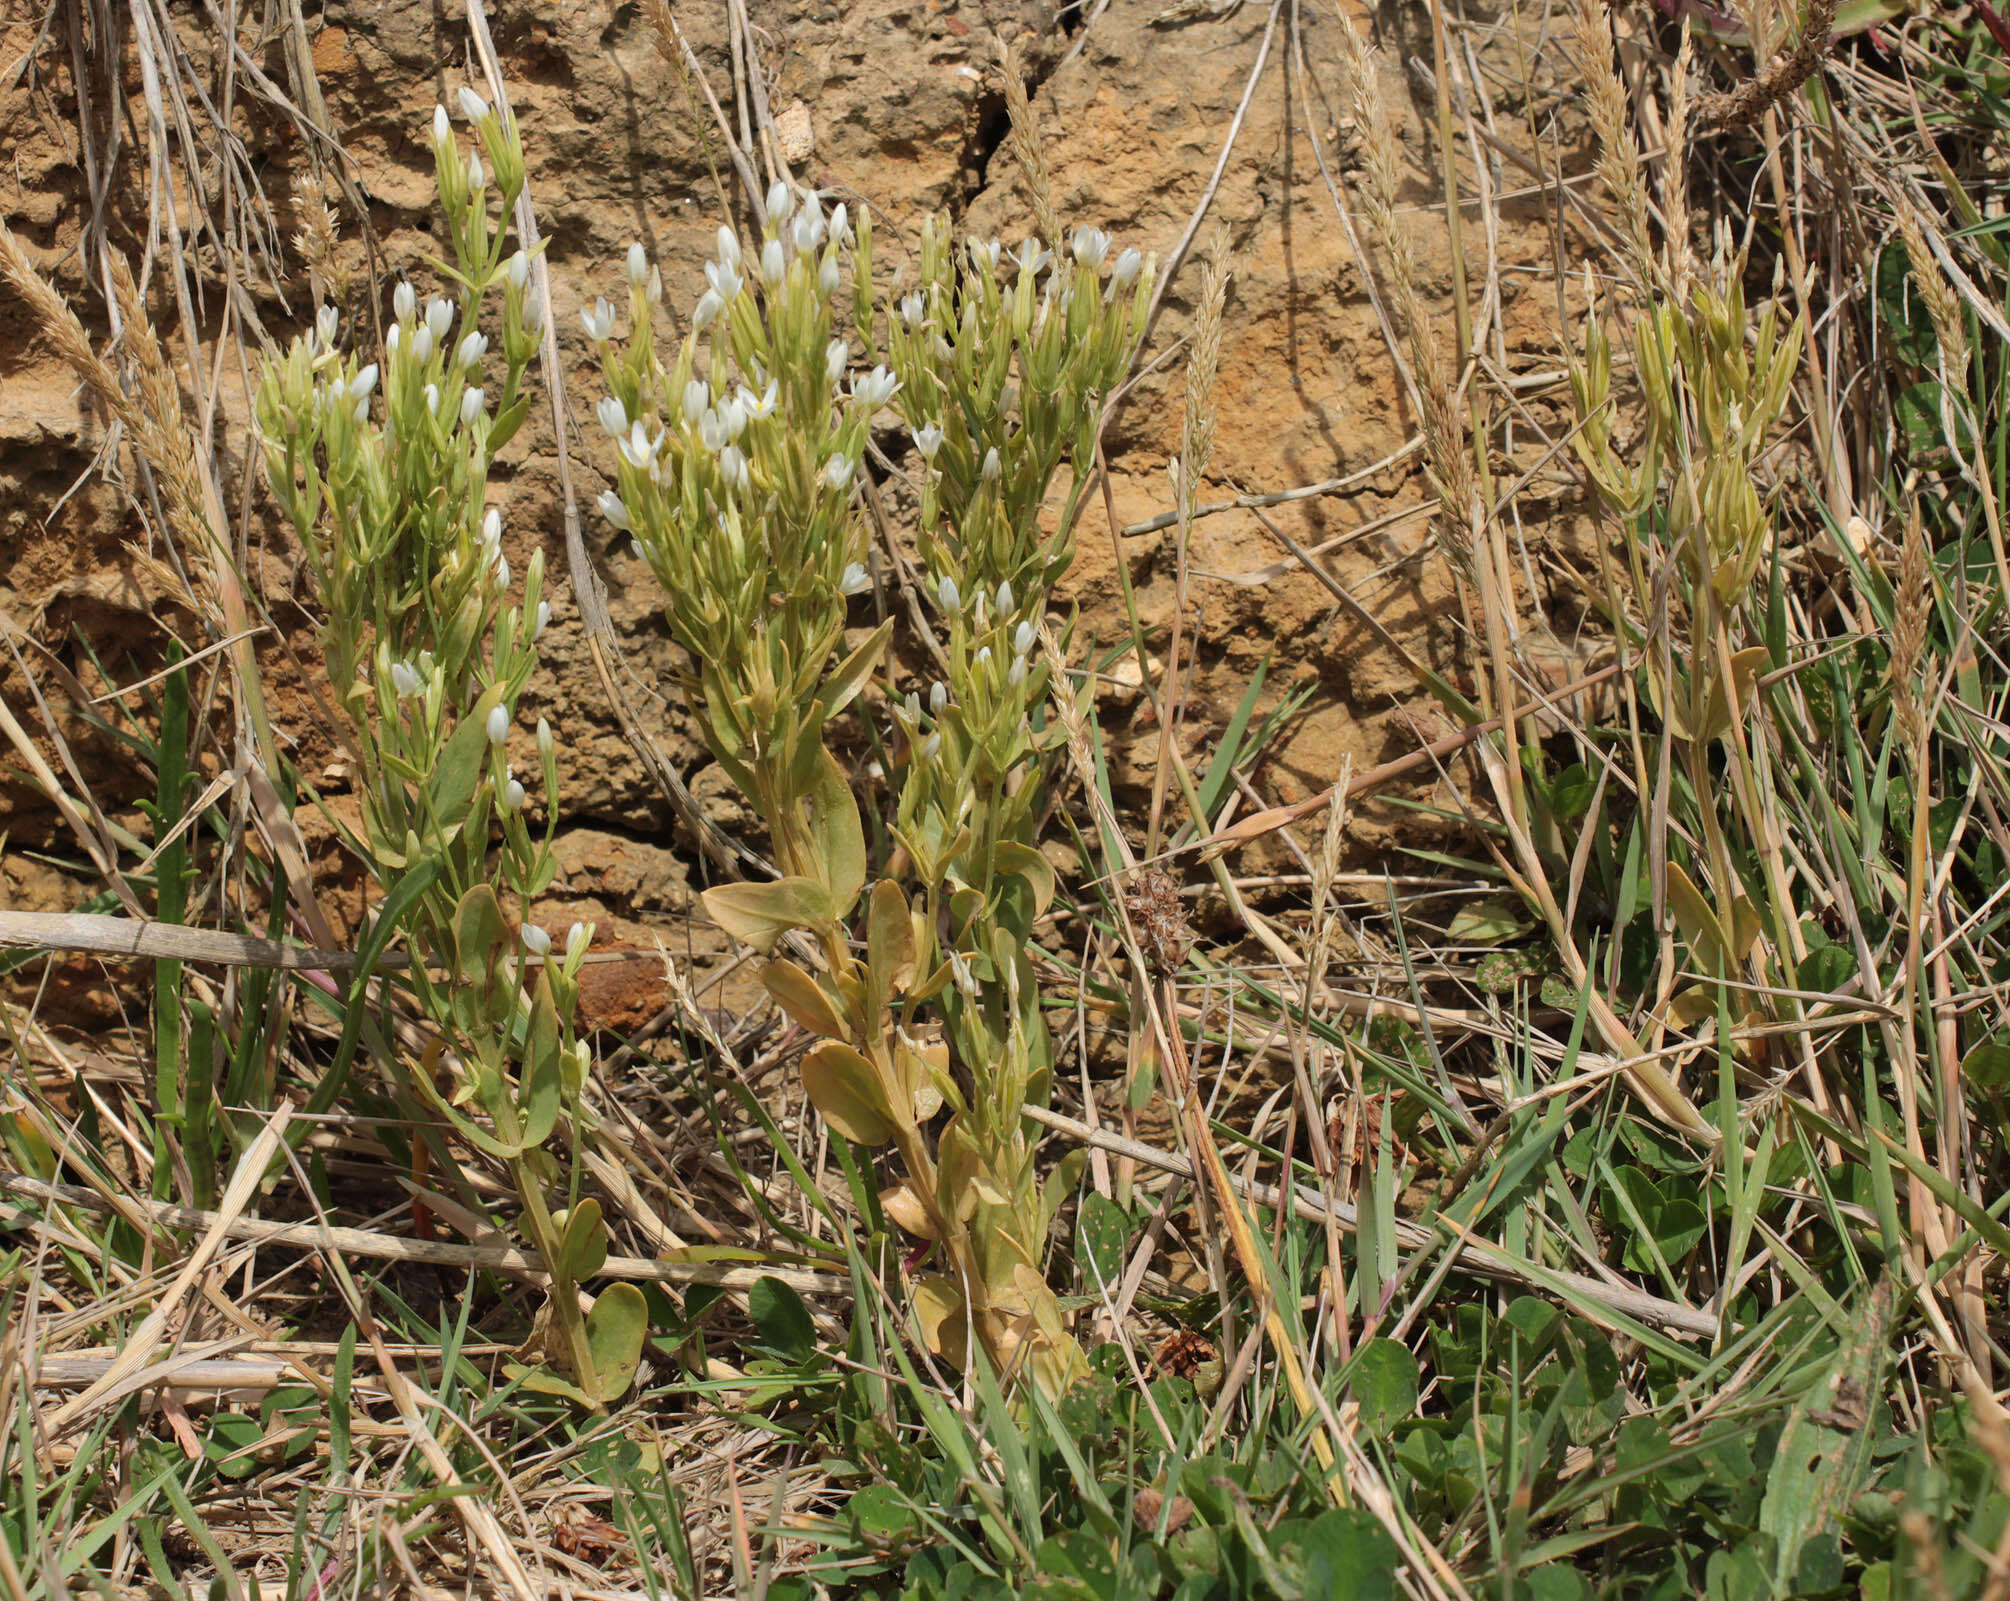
left=0, top=0, right=1594, bottom=1030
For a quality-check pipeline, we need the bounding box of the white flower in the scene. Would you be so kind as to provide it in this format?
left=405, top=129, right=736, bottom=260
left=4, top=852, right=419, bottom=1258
left=704, top=258, right=743, bottom=303
left=825, top=453, right=853, bottom=491
left=314, top=304, right=338, bottom=350
left=718, top=444, right=750, bottom=492
left=533, top=599, right=552, bottom=640
left=900, top=290, right=925, bottom=325
left=499, top=776, right=526, bottom=812
left=596, top=490, right=632, bottom=530
left=566, top=921, right=592, bottom=961
left=1072, top=226, right=1112, bottom=271
left=913, top=423, right=943, bottom=461
left=765, top=179, right=793, bottom=223
left=458, top=85, right=490, bottom=121
left=390, top=659, right=422, bottom=698
left=461, top=386, right=485, bottom=426
left=818, top=256, right=840, bottom=298
left=692, top=288, right=725, bottom=329
left=1012, top=238, right=1052, bottom=277
left=1014, top=620, right=1036, bottom=656
left=720, top=394, right=747, bottom=441
left=921, top=733, right=942, bottom=761
left=761, top=238, right=786, bottom=286
left=432, top=103, right=451, bottom=145
left=580, top=297, right=616, bottom=342
left=350, top=395, right=369, bottom=423
left=491, top=553, right=510, bottom=591
left=997, top=581, right=1014, bottom=613
left=828, top=202, right=850, bottom=244
left=627, top=241, right=649, bottom=287
left=741, top=379, right=778, bottom=421
left=951, top=951, right=977, bottom=996
left=393, top=281, right=416, bottom=323
left=1009, top=655, right=1028, bottom=687
left=455, top=331, right=488, bottom=370
left=937, top=575, right=959, bottom=612
left=1111, top=247, right=1144, bottom=290
left=465, top=151, right=485, bottom=192
left=697, top=408, right=725, bottom=453
left=348, top=363, right=378, bottom=401
left=792, top=212, right=824, bottom=256
left=508, top=250, right=531, bottom=290
left=410, top=325, right=434, bottom=364
left=522, top=923, right=551, bottom=956
left=482, top=508, right=502, bottom=548
left=929, top=680, right=949, bottom=713
left=523, top=295, right=546, bottom=333
left=427, top=298, right=454, bottom=343
left=904, top=690, right=922, bottom=720
left=597, top=396, right=629, bottom=437
left=982, top=447, right=1001, bottom=480
left=424, top=382, right=441, bottom=414
left=486, top=705, right=510, bottom=745
left=969, top=237, right=1001, bottom=274
left=840, top=562, right=870, bottom=595
left=682, top=379, right=710, bottom=420
left=620, top=420, right=661, bottom=468
left=386, top=324, right=402, bottom=354
left=716, top=225, right=741, bottom=271
left=825, top=338, right=848, bottom=383
left=852, top=365, right=900, bottom=408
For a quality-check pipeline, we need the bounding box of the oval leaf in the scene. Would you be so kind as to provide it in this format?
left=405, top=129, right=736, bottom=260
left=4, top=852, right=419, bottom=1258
left=801, top=1040, right=896, bottom=1146
left=762, top=959, right=849, bottom=1039
left=585, top=1282, right=648, bottom=1404
left=703, top=876, right=833, bottom=953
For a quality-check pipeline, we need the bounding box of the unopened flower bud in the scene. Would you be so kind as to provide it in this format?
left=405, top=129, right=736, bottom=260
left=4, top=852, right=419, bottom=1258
left=427, top=298, right=453, bottom=343
left=457, top=85, right=489, bottom=122
left=929, top=680, right=949, bottom=713
left=819, top=256, right=840, bottom=298
left=981, top=447, right=1001, bottom=480
left=1111, top=247, right=1144, bottom=289
left=693, top=288, right=725, bottom=329
left=997, top=581, right=1014, bottom=613
left=482, top=507, right=502, bottom=548
left=394, top=281, right=416, bottom=323
left=937, top=575, right=959, bottom=612
left=411, top=325, right=434, bottom=364
left=432, top=103, right=451, bottom=145
left=566, top=921, right=592, bottom=962
left=597, top=395, right=628, bottom=436
left=1014, top=620, right=1036, bottom=656
left=455, top=331, right=488, bottom=370
left=533, top=599, right=552, bottom=640
left=522, top=923, right=551, bottom=956
left=825, top=338, right=848, bottom=383
left=765, top=179, right=792, bottom=224
left=901, top=290, right=925, bottom=325
left=825, top=453, right=853, bottom=491
left=465, top=151, right=485, bottom=193
left=716, top=225, right=741, bottom=270
left=348, top=363, right=378, bottom=401
left=596, top=489, right=631, bottom=530
left=314, top=304, right=338, bottom=350
left=486, top=705, right=510, bottom=745
left=761, top=238, right=786, bottom=286
left=461, top=386, right=485, bottom=425
left=500, top=776, right=526, bottom=812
